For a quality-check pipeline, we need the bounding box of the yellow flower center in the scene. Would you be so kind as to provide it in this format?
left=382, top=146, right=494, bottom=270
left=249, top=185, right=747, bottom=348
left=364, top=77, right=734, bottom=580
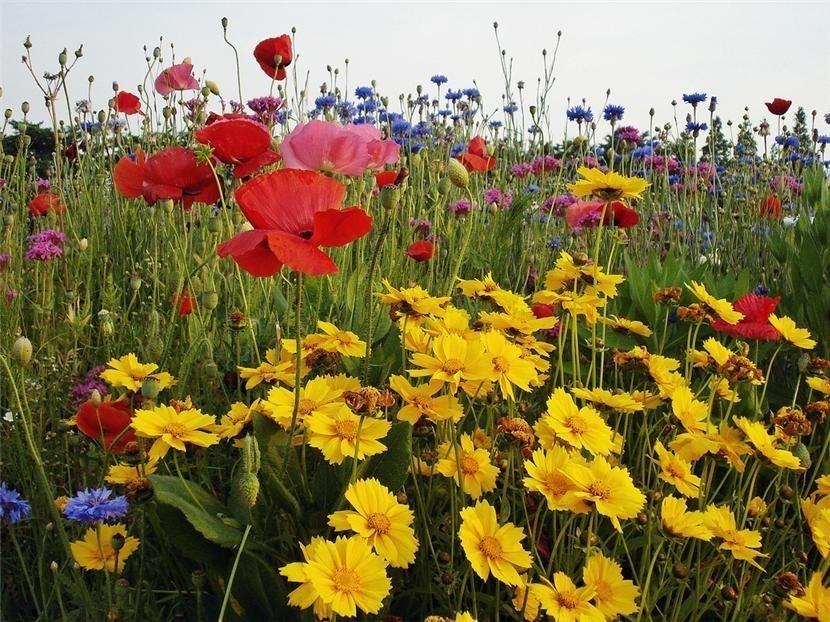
left=298, top=398, right=316, bottom=415
left=334, top=418, right=359, bottom=441
left=412, top=396, right=432, bottom=412
left=594, top=187, right=623, bottom=201
left=162, top=422, right=187, bottom=438
left=594, top=580, right=612, bottom=602
left=441, top=358, right=465, bottom=374
left=366, top=512, right=392, bottom=535
left=587, top=481, right=612, bottom=500
left=492, top=356, right=510, bottom=373
left=460, top=454, right=480, bottom=475
left=478, top=535, right=502, bottom=559
left=565, top=415, right=587, bottom=435
left=332, top=567, right=361, bottom=594
left=545, top=474, right=568, bottom=497
left=557, top=590, right=579, bottom=610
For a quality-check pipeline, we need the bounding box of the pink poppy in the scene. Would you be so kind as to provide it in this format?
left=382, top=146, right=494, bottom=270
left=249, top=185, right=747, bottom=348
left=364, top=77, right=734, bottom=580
left=155, top=62, right=200, bottom=96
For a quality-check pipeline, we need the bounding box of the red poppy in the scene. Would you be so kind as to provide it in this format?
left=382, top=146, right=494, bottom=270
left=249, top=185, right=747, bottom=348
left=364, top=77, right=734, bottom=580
left=114, top=147, right=220, bottom=210
left=712, top=293, right=781, bottom=341
left=115, top=91, right=143, bottom=115
left=217, top=169, right=372, bottom=276
left=195, top=117, right=280, bottom=178
left=603, top=200, right=639, bottom=228
left=531, top=303, right=556, bottom=319
left=28, top=193, right=65, bottom=216
left=75, top=399, right=135, bottom=453
left=765, top=98, right=792, bottom=116
left=459, top=136, right=496, bottom=173
left=253, top=35, right=293, bottom=80
left=758, top=195, right=782, bottom=219
left=406, top=240, right=435, bottom=262
left=173, top=291, right=195, bottom=317
left=375, top=171, right=399, bottom=189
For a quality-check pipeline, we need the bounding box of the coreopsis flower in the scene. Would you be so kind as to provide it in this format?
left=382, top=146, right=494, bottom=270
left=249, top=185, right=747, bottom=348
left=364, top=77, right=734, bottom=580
left=70, top=523, right=139, bottom=574
left=213, top=401, right=257, bottom=439
left=648, top=354, right=686, bottom=398
left=253, top=35, right=293, bottom=80
left=377, top=280, right=451, bottom=319
left=100, top=354, right=176, bottom=393
left=535, top=572, right=603, bottom=622
left=670, top=386, right=710, bottom=434
left=734, top=417, right=803, bottom=470
left=312, top=321, right=366, bottom=357
left=260, top=376, right=346, bottom=429
left=131, top=404, right=220, bottom=460
left=702, top=505, right=767, bottom=570
left=388, top=375, right=462, bottom=424
left=279, top=537, right=333, bottom=620
left=479, top=305, right=559, bottom=335
left=512, top=580, right=543, bottom=621
left=785, top=572, right=830, bottom=620
left=74, top=398, right=135, bottom=453
left=566, top=166, right=649, bottom=202
left=435, top=434, right=499, bottom=499
left=306, top=408, right=390, bottom=464
left=599, top=315, right=652, bottom=337
left=409, top=333, right=490, bottom=394
left=457, top=274, right=528, bottom=311
left=768, top=315, right=817, bottom=349
left=114, top=91, right=142, bottom=115
left=802, top=496, right=830, bottom=558
left=660, top=496, right=712, bottom=541
left=560, top=455, right=646, bottom=532
left=328, top=478, right=418, bottom=568
left=458, top=500, right=531, bottom=586
left=300, top=536, right=391, bottom=617
left=686, top=281, right=744, bottom=325
left=570, top=387, right=644, bottom=414
left=195, top=117, right=281, bottom=178
left=582, top=553, right=640, bottom=618
left=238, top=346, right=306, bottom=389
left=480, top=330, right=538, bottom=400
left=535, top=388, right=617, bottom=456
left=747, top=496, right=768, bottom=518
left=653, top=441, right=701, bottom=497
left=523, top=447, right=590, bottom=513
left=808, top=376, right=830, bottom=396
left=105, top=460, right=157, bottom=486
left=154, top=62, right=199, bottom=95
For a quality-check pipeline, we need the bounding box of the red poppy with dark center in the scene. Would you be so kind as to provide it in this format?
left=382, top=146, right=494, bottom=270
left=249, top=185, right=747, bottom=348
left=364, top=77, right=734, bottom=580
left=253, top=35, right=293, bottom=80
left=712, top=293, right=781, bottom=341
left=459, top=136, right=497, bottom=173
left=603, top=200, right=639, bottom=228
left=28, top=192, right=66, bottom=216
left=406, top=240, right=435, bottom=262
left=217, top=169, right=372, bottom=276
left=114, top=147, right=220, bottom=210
left=75, top=399, right=135, bottom=453
left=765, top=98, right=792, bottom=116
left=195, top=117, right=281, bottom=178
left=115, top=91, right=143, bottom=115
left=759, top=195, right=782, bottom=219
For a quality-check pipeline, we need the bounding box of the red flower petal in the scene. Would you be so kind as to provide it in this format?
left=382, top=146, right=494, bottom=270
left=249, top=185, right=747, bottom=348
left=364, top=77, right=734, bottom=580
left=232, top=150, right=281, bottom=179
left=114, top=151, right=146, bottom=198
left=406, top=240, right=435, bottom=262
left=266, top=231, right=338, bottom=275
left=309, top=207, right=373, bottom=248
left=253, top=36, right=293, bottom=80
left=115, top=91, right=142, bottom=115
left=195, top=117, right=273, bottom=164
left=75, top=400, right=135, bottom=453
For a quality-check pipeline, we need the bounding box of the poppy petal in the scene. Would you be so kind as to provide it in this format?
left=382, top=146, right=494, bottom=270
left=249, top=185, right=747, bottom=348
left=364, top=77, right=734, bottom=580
left=114, top=152, right=146, bottom=198
left=266, top=231, right=338, bottom=275
left=232, top=150, right=281, bottom=179
left=309, top=207, right=373, bottom=248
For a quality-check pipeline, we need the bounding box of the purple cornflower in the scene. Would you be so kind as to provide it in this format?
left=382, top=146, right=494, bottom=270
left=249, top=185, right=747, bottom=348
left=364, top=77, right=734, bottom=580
left=615, top=126, right=642, bottom=144
left=0, top=483, right=31, bottom=523
left=409, top=217, right=432, bottom=236
left=25, top=229, right=66, bottom=262
left=34, top=178, right=51, bottom=192
left=69, top=365, right=108, bottom=407
left=63, top=488, right=129, bottom=524
left=510, top=163, right=532, bottom=179
left=447, top=198, right=471, bottom=218
left=247, top=96, right=284, bottom=124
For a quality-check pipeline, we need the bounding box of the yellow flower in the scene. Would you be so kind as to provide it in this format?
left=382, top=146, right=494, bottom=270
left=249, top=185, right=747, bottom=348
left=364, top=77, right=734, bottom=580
left=734, top=417, right=803, bottom=470
left=479, top=307, right=558, bottom=335
left=600, top=315, right=652, bottom=337
left=702, top=337, right=732, bottom=366
left=567, top=166, right=650, bottom=201
left=769, top=314, right=816, bottom=349
left=535, top=388, right=617, bottom=456
left=302, top=536, right=391, bottom=617
left=425, top=306, right=477, bottom=341
left=654, top=441, right=701, bottom=497
left=328, top=479, right=418, bottom=568
left=377, top=280, right=450, bottom=318
left=802, top=496, right=830, bottom=558
left=686, top=281, right=744, bottom=325
left=481, top=330, right=538, bottom=400
left=238, top=347, right=301, bottom=389
left=436, top=434, right=499, bottom=499
left=660, top=496, right=712, bottom=541
left=105, top=460, right=157, bottom=486
left=747, top=496, right=768, bottom=518
left=313, top=320, right=366, bottom=358
left=513, top=580, right=543, bottom=621
left=560, top=456, right=646, bottom=532
left=409, top=333, right=490, bottom=393
left=807, top=376, right=830, bottom=395
left=388, top=375, right=462, bottom=424
left=816, top=475, right=830, bottom=497
left=670, top=386, right=710, bottom=433
left=571, top=387, right=644, bottom=414
left=131, top=404, right=219, bottom=460
left=458, top=499, right=531, bottom=586
left=279, top=537, right=334, bottom=620
left=260, top=376, right=345, bottom=430
left=306, top=408, right=390, bottom=465
left=702, top=505, right=767, bottom=570
left=523, top=447, right=590, bottom=514
left=582, top=553, right=640, bottom=618
left=457, top=274, right=527, bottom=311
left=648, top=354, right=685, bottom=398
left=535, top=572, right=604, bottom=622
left=213, top=401, right=257, bottom=439
left=70, top=523, right=139, bottom=574
left=100, top=353, right=176, bottom=392
left=785, top=572, right=830, bottom=620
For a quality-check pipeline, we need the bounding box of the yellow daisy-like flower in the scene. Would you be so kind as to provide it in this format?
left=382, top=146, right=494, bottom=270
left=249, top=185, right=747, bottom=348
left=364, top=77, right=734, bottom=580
left=100, top=353, right=176, bottom=392
left=567, top=166, right=650, bottom=202
left=654, top=440, right=701, bottom=497
left=479, top=306, right=558, bottom=336
left=660, top=496, right=712, bottom=541
left=425, top=306, right=477, bottom=341
left=648, top=354, right=686, bottom=398
left=481, top=330, right=538, bottom=400
left=785, top=572, right=830, bottom=620
left=600, top=315, right=652, bottom=338
left=278, top=536, right=334, bottom=620
left=582, top=553, right=640, bottom=619
left=237, top=347, right=301, bottom=389
left=313, top=320, right=367, bottom=358
left=306, top=408, right=390, bottom=465
left=457, top=274, right=527, bottom=311
left=571, top=387, right=644, bottom=414
left=807, top=376, right=830, bottom=396
left=105, top=460, right=157, bottom=486
left=734, top=417, right=803, bottom=470
left=685, top=281, right=744, bottom=325
left=458, top=499, right=532, bottom=586
left=388, top=375, right=462, bottom=424
left=70, top=523, right=140, bottom=574
left=409, top=333, right=490, bottom=394
left=260, top=376, right=345, bottom=430
left=560, top=455, right=646, bottom=533
left=377, top=279, right=450, bottom=318
left=769, top=314, right=816, bottom=349
left=702, top=505, right=767, bottom=570
left=535, top=388, right=617, bottom=456
left=436, top=433, right=499, bottom=499
left=535, top=572, right=603, bottom=622
left=513, top=579, right=543, bottom=621
left=702, top=337, right=732, bottom=366
left=213, top=400, right=257, bottom=439
left=131, top=405, right=219, bottom=460
left=802, top=496, right=830, bottom=559
left=523, top=447, right=590, bottom=514
left=302, top=536, right=392, bottom=617
left=670, top=386, right=710, bottom=433
left=328, top=478, right=419, bottom=568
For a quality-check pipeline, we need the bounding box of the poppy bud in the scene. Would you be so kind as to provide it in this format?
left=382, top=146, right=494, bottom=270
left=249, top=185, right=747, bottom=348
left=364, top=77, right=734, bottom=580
left=200, top=291, right=219, bottom=310
left=21, top=102, right=30, bottom=114
left=200, top=86, right=211, bottom=98
left=141, top=377, right=162, bottom=399
left=78, top=238, right=88, bottom=251
left=380, top=187, right=400, bottom=211
left=221, top=17, right=228, bottom=29
left=12, top=336, right=33, bottom=367
left=4, top=109, right=11, bottom=119
left=58, top=50, right=67, bottom=66
left=129, top=275, right=142, bottom=292
left=446, top=158, right=469, bottom=189
left=241, top=435, right=260, bottom=474
left=205, top=80, right=221, bottom=96
left=89, top=389, right=103, bottom=407
left=437, top=177, right=451, bottom=196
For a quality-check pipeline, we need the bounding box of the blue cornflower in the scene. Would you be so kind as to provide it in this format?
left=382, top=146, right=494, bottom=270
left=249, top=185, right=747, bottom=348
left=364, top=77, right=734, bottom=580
left=445, top=89, right=463, bottom=102
left=488, top=120, right=503, bottom=129
left=682, top=93, right=708, bottom=106
left=685, top=121, right=708, bottom=133
left=526, top=183, right=540, bottom=194
left=503, top=103, right=518, bottom=114
left=437, top=109, right=452, bottom=118
left=63, top=488, right=129, bottom=524
left=603, top=104, right=625, bottom=121
left=390, top=119, right=411, bottom=135
left=548, top=237, right=562, bottom=250
left=354, top=86, right=374, bottom=100
left=314, top=94, right=337, bottom=109
left=0, top=483, right=31, bottom=523
left=450, top=143, right=466, bottom=157
left=753, top=284, right=769, bottom=296
left=430, top=74, right=448, bottom=85
left=462, top=87, right=480, bottom=99
left=566, top=105, right=593, bottom=123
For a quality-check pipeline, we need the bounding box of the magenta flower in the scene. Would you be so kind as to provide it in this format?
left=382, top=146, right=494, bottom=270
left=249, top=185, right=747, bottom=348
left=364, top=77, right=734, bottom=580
left=155, top=62, right=200, bottom=96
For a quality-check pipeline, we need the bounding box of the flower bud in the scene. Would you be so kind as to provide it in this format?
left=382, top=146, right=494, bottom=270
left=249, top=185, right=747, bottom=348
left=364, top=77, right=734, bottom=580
left=21, top=102, right=30, bottom=115
left=110, top=533, right=125, bottom=551
left=58, top=50, right=67, bottom=66
left=205, top=80, right=221, bottom=96
left=129, top=274, right=142, bottom=292
left=379, top=186, right=400, bottom=211
left=141, top=377, right=162, bottom=399
left=12, top=336, right=33, bottom=367
left=78, top=238, right=88, bottom=251
left=672, top=562, right=689, bottom=579
left=89, top=390, right=103, bottom=407
left=446, top=158, right=469, bottom=189
left=199, top=291, right=219, bottom=310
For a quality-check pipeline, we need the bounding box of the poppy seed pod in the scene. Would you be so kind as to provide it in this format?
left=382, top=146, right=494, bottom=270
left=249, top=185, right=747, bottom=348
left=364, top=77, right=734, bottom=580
left=446, top=158, right=469, bottom=189
left=380, top=186, right=401, bottom=211
left=140, top=377, right=162, bottom=400
left=12, top=336, right=33, bottom=367
left=199, top=291, right=219, bottom=310
left=21, top=102, right=30, bottom=114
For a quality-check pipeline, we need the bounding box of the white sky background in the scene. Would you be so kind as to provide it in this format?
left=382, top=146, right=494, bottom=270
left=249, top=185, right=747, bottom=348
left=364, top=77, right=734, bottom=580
left=1, top=1, right=829, bottom=139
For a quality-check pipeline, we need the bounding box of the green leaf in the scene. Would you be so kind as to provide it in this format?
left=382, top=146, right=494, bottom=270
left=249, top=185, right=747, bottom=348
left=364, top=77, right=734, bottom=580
left=362, top=421, right=412, bottom=491
left=252, top=413, right=303, bottom=518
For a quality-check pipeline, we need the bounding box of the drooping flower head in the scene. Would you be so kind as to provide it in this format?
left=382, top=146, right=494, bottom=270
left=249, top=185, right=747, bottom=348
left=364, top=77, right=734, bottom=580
left=196, top=116, right=281, bottom=178
left=154, top=62, right=199, bottom=96
left=253, top=35, right=293, bottom=80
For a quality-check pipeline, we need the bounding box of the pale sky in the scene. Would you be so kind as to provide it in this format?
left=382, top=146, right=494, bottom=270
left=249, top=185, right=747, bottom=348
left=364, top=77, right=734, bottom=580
left=2, top=1, right=829, bottom=138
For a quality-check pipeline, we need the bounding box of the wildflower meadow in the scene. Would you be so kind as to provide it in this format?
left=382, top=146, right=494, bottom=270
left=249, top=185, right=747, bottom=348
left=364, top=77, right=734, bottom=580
left=2, top=16, right=830, bottom=622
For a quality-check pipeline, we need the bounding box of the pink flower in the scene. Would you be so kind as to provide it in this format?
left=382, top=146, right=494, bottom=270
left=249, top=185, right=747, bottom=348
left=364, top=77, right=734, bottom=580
left=155, top=62, right=200, bottom=96
left=279, top=120, right=399, bottom=176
